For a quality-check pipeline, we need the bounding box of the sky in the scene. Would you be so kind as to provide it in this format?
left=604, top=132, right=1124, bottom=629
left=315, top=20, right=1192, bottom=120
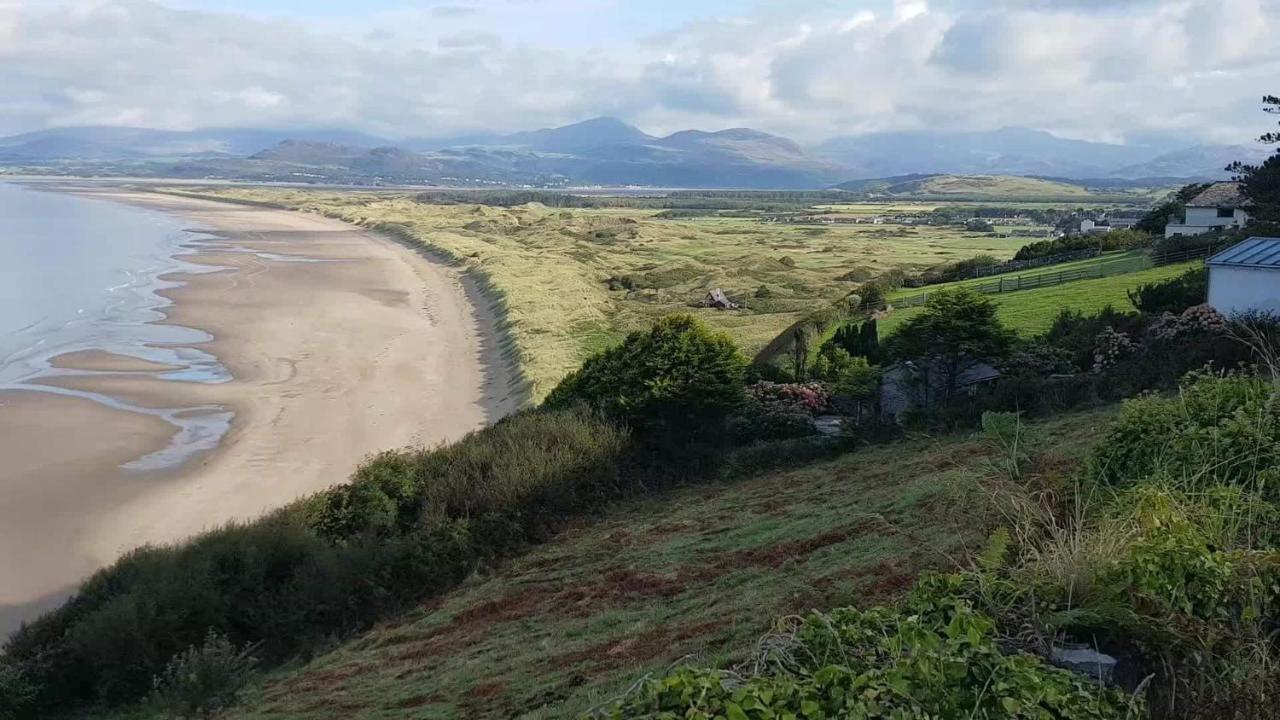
left=2, top=0, right=1279, bottom=144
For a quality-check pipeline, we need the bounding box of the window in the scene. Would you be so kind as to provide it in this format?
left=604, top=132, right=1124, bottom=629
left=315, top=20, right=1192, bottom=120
left=1218, top=207, right=1235, bottom=218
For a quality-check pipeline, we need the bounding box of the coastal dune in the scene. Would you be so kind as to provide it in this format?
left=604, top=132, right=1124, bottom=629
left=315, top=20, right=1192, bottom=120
left=0, top=189, right=520, bottom=634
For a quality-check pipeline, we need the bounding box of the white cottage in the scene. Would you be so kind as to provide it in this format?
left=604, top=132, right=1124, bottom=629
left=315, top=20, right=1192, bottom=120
left=1166, top=182, right=1252, bottom=238
left=1207, top=237, right=1280, bottom=317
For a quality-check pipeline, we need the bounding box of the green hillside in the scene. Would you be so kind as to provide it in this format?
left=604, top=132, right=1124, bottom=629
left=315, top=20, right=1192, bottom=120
left=168, top=411, right=1106, bottom=720
left=880, top=260, right=1201, bottom=337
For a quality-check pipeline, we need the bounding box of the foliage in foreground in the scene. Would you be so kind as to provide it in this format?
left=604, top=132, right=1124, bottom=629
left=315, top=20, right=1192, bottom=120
left=615, top=372, right=1280, bottom=720
left=604, top=576, right=1133, bottom=720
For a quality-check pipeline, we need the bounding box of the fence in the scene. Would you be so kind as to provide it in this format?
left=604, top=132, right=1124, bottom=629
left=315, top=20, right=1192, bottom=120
left=889, top=244, right=1220, bottom=310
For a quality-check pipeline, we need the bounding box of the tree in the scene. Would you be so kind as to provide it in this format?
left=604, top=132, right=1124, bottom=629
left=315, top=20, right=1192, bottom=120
left=884, top=288, right=1014, bottom=398
left=1228, top=94, right=1280, bottom=223
left=859, top=319, right=880, bottom=363
left=544, top=315, right=746, bottom=439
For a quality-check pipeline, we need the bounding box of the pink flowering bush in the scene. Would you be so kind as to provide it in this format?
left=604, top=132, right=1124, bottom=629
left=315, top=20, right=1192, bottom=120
left=731, top=381, right=832, bottom=442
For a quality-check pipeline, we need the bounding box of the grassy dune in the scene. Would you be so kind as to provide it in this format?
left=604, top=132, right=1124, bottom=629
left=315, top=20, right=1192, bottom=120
left=176, top=409, right=1108, bottom=720
left=169, top=188, right=1033, bottom=398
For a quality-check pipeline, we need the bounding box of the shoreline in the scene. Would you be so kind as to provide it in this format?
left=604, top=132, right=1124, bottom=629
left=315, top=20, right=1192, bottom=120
left=0, top=186, right=521, bottom=636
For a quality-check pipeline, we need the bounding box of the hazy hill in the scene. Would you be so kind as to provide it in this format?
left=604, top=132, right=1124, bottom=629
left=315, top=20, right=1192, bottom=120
left=813, top=127, right=1255, bottom=180
left=1109, top=143, right=1271, bottom=179
left=0, top=119, right=1265, bottom=187
left=0, top=126, right=391, bottom=162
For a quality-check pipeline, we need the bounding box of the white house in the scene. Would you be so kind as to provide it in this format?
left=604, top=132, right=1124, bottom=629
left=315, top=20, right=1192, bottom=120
left=1165, top=182, right=1251, bottom=238
left=1080, top=219, right=1111, bottom=234
left=1207, top=237, right=1280, bottom=317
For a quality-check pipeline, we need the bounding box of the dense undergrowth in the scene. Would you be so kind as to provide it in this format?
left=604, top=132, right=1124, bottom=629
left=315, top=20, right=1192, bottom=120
left=608, top=372, right=1280, bottom=719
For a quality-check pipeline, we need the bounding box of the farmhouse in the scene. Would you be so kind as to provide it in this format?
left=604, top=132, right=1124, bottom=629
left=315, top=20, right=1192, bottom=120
left=1207, top=237, right=1280, bottom=317
left=1165, top=182, right=1252, bottom=238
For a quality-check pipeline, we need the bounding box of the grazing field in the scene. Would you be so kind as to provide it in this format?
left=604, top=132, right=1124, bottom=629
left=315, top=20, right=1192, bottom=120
left=185, top=409, right=1106, bottom=720
left=166, top=188, right=1047, bottom=398
left=880, top=260, right=1202, bottom=337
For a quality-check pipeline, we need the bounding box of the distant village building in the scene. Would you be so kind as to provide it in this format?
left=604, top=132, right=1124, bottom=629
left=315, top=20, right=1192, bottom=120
left=1165, top=182, right=1252, bottom=238
left=1207, top=237, right=1280, bottom=317
left=1079, top=219, right=1111, bottom=234
left=1106, top=215, right=1142, bottom=230
left=879, top=359, right=1001, bottom=422
left=703, top=288, right=738, bottom=310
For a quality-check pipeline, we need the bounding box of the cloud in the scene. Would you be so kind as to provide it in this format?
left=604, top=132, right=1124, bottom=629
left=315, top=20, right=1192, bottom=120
left=2, top=0, right=1278, bottom=145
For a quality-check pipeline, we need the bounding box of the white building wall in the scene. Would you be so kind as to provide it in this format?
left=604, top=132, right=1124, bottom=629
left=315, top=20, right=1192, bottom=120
left=1208, top=266, right=1280, bottom=317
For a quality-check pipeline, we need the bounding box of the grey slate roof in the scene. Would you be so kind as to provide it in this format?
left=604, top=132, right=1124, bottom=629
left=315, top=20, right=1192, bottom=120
left=1208, top=237, right=1280, bottom=269
left=1187, top=182, right=1248, bottom=208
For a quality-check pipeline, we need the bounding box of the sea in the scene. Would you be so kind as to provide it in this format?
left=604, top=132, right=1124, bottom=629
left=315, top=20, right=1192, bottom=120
left=0, top=181, right=233, bottom=470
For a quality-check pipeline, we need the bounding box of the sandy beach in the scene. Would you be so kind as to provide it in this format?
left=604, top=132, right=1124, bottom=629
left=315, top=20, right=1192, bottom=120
left=0, top=188, right=520, bottom=635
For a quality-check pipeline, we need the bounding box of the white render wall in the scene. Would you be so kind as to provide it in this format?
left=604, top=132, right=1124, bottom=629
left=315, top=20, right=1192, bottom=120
left=1166, top=208, right=1251, bottom=238
left=1208, top=265, right=1280, bottom=317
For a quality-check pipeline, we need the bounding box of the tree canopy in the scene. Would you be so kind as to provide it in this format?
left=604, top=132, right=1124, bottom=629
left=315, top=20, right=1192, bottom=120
left=885, top=288, right=1014, bottom=397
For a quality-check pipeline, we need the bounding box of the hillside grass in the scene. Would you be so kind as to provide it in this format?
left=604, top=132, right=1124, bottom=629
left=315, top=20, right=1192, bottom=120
left=879, top=260, right=1201, bottom=337
left=165, top=188, right=1040, bottom=399
left=145, top=409, right=1109, bottom=720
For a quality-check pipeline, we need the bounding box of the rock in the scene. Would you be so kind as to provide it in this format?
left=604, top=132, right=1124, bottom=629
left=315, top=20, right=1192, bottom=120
left=1051, top=644, right=1117, bottom=684
left=813, top=415, right=843, bottom=437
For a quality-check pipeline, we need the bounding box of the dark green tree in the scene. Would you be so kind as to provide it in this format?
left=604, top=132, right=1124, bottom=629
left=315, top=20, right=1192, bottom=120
left=1228, top=94, right=1280, bottom=222
left=885, top=288, right=1014, bottom=398
left=544, top=315, right=746, bottom=439
left=858, top=319, right=880, bottom=363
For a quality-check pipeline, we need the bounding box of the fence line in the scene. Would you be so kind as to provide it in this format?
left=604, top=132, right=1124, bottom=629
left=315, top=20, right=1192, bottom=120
left=889, top=244, right=1219, bottom=310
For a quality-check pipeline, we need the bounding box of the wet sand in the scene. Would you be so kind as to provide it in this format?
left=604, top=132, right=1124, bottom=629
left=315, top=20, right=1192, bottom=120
left=0, top=189, right=520, bottom=635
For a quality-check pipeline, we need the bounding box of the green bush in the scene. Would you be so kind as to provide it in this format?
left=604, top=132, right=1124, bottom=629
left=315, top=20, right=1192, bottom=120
left=603, top=576, right=1133, bottom=720
left=1, top=409, right=633, bottom=717
left=1126, top=267, right=1208, bottom=315
left=1089, top=372, right=1280, bottom=490
left=545, top=315, right=746, bottom=440
left=309, top=409, right=630, bottom=543
left=151, top=630, right=258, bottom=719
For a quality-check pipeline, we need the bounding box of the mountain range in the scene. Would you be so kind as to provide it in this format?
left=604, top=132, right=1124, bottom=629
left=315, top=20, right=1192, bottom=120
left=0, top=118, right=1269, bottom=189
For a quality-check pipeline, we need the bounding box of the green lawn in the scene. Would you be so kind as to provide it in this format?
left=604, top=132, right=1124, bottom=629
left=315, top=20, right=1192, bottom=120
left=172, top=409, right=1105, bottom=720
left=879, top=261, right=1201, bottom=337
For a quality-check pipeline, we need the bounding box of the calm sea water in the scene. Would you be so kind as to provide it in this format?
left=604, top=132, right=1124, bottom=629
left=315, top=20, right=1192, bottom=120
left=0, top=182, right=233, bottom=471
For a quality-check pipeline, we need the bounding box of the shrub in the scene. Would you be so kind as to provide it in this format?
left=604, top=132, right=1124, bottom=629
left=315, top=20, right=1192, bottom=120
left=151, top=630, right=258, bottom=719
left=1089, top=372, right=1280, bottom=490
left=602, top=577, right=1133, bottom=720
left=2, top=409, right=634, bottom=716
left=1127, top=266, right=1208, bottom=315
left=731, top=381, right=830, bottom=443
left=544, top=315, right=747, bottom=441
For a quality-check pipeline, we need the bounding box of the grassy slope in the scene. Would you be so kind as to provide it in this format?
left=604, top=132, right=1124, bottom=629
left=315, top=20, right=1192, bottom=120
left=193, top=410, right=1110, bottom=720
left=879, top=261, right=1201, bottom=337
left=168, top=189, right=1035, bottom=399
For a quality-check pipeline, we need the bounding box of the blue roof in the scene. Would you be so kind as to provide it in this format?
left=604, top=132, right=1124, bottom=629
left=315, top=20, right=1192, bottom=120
left=1207, top=237, right=1280, bottom=269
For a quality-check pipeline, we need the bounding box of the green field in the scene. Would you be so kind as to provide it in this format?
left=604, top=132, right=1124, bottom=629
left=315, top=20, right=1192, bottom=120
left=197, top=410, right=1106, bottom=720
left=880, top=260, right=1201, bottom=337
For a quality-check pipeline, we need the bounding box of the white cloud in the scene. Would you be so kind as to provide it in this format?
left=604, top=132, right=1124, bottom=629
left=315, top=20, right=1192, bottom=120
left=1, top=0, right=1278, bottom=145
